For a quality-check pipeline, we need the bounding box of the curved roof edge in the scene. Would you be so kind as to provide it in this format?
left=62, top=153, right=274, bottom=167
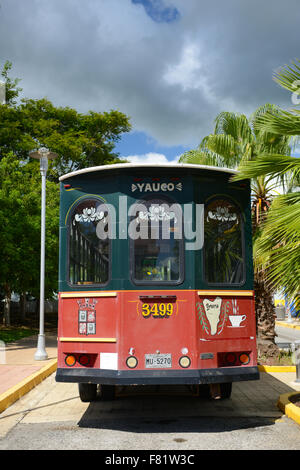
left=59, top=162, right=238, bottom=181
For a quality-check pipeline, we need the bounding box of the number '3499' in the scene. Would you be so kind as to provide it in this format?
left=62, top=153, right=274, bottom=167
left=142, top=303, right=174, bottom=318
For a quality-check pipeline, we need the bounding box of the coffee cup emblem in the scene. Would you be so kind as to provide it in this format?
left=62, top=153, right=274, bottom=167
left=229, top=299, right=246, bottom=327
left=228, top=314, right=246, bottom=327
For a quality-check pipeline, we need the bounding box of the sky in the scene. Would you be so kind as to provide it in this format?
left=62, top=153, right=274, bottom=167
left=0, top=0, right=300, bottom=164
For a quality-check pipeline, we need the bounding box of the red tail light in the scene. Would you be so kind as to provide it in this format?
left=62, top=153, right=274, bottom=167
left=79, top=355, right=90, bottom=366
left=218, top=351, right=251, bottom=367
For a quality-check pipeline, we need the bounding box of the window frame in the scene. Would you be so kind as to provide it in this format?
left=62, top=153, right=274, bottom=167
left=203, top=195, right=246, bottom=287
left=130, top=195, right=185, bottom=286
left=66, top=196, right=111, bottom=288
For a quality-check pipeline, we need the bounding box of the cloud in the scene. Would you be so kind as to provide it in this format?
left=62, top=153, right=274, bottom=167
left=126, top=152, right=179, bottom=164
left=0, top=0, right=299, bottom=150
left=164, top=43, right=203, bottom=92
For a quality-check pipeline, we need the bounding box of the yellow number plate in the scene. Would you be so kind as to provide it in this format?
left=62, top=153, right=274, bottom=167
left=142, top=302, right=174, bottom=318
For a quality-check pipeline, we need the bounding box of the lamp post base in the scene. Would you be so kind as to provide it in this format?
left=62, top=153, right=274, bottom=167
left=34, top=334, right=48, bottom=361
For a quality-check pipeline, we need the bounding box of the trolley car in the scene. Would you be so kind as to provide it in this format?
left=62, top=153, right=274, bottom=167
left=55, top=163, right=259, bottom=401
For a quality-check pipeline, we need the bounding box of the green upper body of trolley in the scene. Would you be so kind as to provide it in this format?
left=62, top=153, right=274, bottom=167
left=58, top=163, right=253, bottom=293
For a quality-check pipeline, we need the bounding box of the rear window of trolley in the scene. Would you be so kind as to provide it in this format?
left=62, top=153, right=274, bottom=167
left=131, top=197, right=184, bottom=285
left=204, top=198, right=245, bottom=285
left=68, top=198, right=110, bottom=286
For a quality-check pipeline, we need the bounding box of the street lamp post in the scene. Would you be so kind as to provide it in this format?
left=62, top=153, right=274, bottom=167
left=30, top=147, right=57, bottom=360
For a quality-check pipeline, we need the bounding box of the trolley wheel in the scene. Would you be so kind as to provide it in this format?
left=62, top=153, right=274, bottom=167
left=220, top=382, right=232, bottom=399
left=99, top=384, right=115, bottom=401
left=78, top=383, right=97, bottom=402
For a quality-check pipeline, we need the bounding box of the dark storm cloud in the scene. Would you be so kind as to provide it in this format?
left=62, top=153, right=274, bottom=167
left=0, top=0, right=299, bottom=148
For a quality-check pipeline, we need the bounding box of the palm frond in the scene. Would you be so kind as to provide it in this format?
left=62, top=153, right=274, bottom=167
left=255, top=108, right=300, bottom=136
left=178, top=149, right=226, bottom=167
left=254, top=193, right=300, bottom=306
left=273, top=59, right=300, bottom=94
left=204, top=133, right=240, bottom=167
left=234, top=154, right=300, bottom=182
left=214, top=111, right=253, bottom=142
left=251, top=103, right=281, bottom=130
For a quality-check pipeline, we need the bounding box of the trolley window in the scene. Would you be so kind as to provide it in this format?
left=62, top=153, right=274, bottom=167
left=68, top=199, right=109, bottom=285
left=204, top=198, right=244, bottom=285
left=131, top=198, right=183, bottom=284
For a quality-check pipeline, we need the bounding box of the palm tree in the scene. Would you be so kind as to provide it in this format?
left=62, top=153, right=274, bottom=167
left=179, top=105, right=292, bottom=359
left=234, top=60, right=300, bottom=313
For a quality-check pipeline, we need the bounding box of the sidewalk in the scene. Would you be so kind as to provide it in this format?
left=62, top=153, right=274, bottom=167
left=0, top=333, right=57, bottom=413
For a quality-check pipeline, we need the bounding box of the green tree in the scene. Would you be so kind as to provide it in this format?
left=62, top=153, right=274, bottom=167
left=179, top=106, right=292, bottom=358
left=0, top=62, right=131, bottom=324
left=0, top=61, right=131, bottom=178
left=0, top=154, right=59, bottom=324
left=234, top=59, right=300, bottom=312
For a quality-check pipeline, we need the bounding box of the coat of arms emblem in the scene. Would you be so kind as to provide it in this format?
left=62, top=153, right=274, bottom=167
left=77, top=298, right=97, bottom=335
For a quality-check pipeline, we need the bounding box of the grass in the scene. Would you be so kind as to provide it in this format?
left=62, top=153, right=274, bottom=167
left=0, top=311, right=57, bottom=344
left=277, top=350, right=295, bottom=365
left=258, top=350, right=295, bottom=366
left=0, top=326, right=38, bottom=344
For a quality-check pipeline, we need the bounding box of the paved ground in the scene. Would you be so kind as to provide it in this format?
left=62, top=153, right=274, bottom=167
left=0, top=319, right=300, bottom=450
left=0, top=318, right=299, bottom=401
left=276, top=323, right=300, bottom=347
left=0, top=371, right=300, bottom=450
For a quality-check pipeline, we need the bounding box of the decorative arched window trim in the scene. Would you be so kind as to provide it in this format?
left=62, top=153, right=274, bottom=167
left=67, top=196, right=111, bottom=287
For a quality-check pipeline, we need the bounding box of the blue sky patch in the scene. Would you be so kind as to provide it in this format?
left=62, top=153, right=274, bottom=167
left=132, top=0, right=180, bottom=23
left=115, top=130, right=188, bottom=162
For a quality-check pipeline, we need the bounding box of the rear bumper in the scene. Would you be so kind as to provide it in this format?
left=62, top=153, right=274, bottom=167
left=56, top=366, right=259, bottom=385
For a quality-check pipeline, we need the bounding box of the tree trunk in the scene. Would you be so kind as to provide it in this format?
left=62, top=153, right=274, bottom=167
left=254, top=274, right=279, bottom=359
left=3, top=284, right=11, bottom=326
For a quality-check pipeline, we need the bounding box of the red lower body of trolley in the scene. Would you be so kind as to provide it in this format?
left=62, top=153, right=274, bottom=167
left=55, top=289, right=259, bottom=387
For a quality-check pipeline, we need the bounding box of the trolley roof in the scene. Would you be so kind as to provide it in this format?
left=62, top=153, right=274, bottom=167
left=59, top=162, right=238, bottom=181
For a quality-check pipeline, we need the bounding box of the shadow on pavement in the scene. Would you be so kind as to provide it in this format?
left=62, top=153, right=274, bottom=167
left=77, top=373, right=296, bottom=433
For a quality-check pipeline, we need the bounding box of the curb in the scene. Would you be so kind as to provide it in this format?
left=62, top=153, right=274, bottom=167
left=258, top=365, right=296, bottom=372
left=259, top=365, right=300, bottom=426
left=275, top=321, right=300, bottom=331
left=277, top=392, right=300, bottom=426
left=0, top=359, right=57, bottom=414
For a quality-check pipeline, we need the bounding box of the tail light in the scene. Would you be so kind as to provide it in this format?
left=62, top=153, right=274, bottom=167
left=126, top=356, right=138, bottom=368
left=64, top=353, right=95, bottom=367
left=179, top=356, right=191, bottom=368
left=65, top=354, right=76, bottom=367
left=218, top=351, right=251, bottom=367
left=225, top=352, right=237, bottom=365
left=78, top=354, right=90, bottom=366
left=239, top=353, right=250, bottom=365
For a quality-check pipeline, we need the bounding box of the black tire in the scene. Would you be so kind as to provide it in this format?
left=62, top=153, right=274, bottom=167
left=220, top=382, right=232, bottom=399
left=198, top=384, right=210, bottom=398
left=99, top=384, right=115, bottom=401
left=78, top=383, right=97, bottom=402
